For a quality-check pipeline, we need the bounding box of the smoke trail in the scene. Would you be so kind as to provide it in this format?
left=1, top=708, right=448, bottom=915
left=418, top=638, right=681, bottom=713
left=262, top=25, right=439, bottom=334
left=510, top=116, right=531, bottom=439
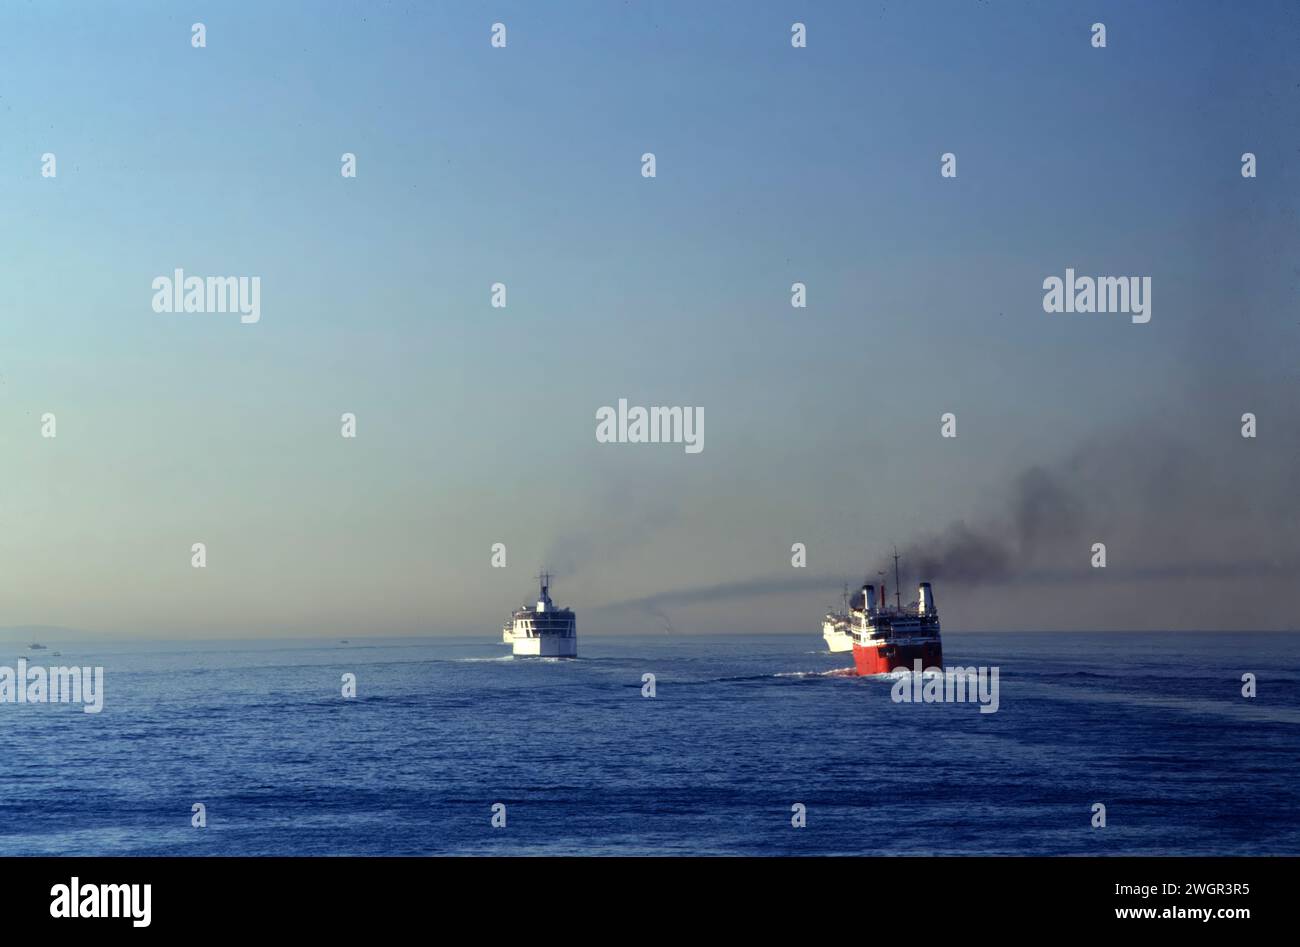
left=876, top=424, right=1300, bottom=592
left=543, top=470, right=681, bottom=580
left=543, top=484, right=679, bottom=580
left=877, top=465, right=1083, bottom=587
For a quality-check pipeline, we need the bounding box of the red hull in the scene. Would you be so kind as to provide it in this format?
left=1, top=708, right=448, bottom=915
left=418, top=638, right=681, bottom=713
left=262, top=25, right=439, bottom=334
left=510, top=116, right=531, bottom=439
left=853, top=640, right=942, bottom=676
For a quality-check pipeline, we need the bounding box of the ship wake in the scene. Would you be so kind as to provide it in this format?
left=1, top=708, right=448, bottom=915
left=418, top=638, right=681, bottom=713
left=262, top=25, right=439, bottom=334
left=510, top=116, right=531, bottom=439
left=773, top=667, right=859, bottom=679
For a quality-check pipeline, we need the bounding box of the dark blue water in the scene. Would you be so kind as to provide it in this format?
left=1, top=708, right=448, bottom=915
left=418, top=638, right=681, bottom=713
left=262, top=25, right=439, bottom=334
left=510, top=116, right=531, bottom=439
left=2, top=633, right=1297, bottom=855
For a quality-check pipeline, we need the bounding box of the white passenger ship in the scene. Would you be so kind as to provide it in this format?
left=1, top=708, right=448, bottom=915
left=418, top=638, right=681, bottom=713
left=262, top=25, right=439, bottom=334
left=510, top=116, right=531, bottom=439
left=501, top=573, right=577, bottom=657
left=821, top=585, right=854, bottom=652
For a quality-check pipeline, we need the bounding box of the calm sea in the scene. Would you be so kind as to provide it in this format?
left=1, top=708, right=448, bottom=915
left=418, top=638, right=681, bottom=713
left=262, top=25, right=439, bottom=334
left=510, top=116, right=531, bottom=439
left=2, top=632, right=1296, bottom=855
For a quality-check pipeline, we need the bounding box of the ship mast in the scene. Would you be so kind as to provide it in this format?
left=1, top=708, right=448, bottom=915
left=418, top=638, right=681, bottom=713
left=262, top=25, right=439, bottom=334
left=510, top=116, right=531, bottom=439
left=893, top=546, right=902, bottom=611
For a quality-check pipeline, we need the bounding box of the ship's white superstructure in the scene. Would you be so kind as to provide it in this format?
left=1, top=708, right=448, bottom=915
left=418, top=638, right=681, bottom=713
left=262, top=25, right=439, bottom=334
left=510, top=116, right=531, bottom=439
left=822, top=614, right=853, bottom=652
left=821, top=585, right=854, bottom=652
left=506, top=573, right=577, bottom=657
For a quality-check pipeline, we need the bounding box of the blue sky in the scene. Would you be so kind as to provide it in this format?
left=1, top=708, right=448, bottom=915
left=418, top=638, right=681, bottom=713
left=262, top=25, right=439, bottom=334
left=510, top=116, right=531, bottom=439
left=1, top=1, right=1297, bottom=636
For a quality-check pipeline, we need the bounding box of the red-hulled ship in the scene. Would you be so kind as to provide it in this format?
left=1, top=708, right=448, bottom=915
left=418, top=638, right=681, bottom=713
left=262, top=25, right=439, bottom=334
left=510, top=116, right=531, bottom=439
left=851, top=551, right=942, bottom=676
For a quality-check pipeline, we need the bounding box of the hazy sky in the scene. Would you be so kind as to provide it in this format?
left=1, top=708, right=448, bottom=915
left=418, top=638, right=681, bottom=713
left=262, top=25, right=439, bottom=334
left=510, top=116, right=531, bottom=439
left=1, top=1, right=1297, bottom=637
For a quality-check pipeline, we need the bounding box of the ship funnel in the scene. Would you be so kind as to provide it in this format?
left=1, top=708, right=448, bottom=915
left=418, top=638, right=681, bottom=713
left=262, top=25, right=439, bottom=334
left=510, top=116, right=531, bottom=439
left=537, top=571, right=552, bottom=612
left=918, top=582, right=934, bottom=616
left=863, top=584, right=877, bottom=615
